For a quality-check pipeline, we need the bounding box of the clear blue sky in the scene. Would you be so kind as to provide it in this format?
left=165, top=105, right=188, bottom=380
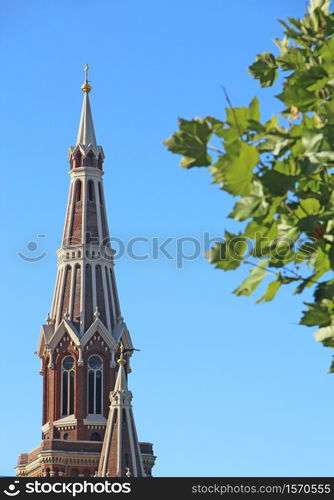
left=1, top=0, right=331, bottom=477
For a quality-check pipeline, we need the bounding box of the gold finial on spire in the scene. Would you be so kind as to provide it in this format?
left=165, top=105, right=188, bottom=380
left=117, top=343, right=126, bottom=366
left=81, top=63, right=92, bottom=93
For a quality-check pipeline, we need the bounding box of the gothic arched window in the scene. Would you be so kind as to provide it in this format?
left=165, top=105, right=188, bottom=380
left=88, top=180, right=94, bottom=202
left=75, top=179, right=82, bottom=202
left=98, top=153, right=103, bottom=170
left=75, top=151, right=82, bottom=168
left=88, top=355, right=103, bottom=414
left=87, top=151, right=94, bottom=168
left=98, top=182, right=103, bottom=205
left=62, top=356, right=75, bottom=416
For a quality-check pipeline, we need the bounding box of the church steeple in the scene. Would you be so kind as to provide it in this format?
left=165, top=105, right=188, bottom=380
left=45, top=68, right=116, bottom=335
left=98, top=344, right=146, bottom=477
left=16, top=68, right=156, bottom=478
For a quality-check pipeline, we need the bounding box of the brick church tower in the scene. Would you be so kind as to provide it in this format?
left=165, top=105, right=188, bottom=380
left=16, top=67, right=156, bottom=478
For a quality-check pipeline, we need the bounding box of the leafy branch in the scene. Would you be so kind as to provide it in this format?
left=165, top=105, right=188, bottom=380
left=164, top=0, right=334, bottom=371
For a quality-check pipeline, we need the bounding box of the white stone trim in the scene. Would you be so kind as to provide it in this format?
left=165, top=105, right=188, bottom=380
left=53, top=415, right=77, bottom=427
left=48, top=319, right=80, bottom=353
left=69, top=264, right=76, bottom=318
left=92, top=264, right=97, bottom=313
left=51, top=269, right=61, bottom=320
left=56, top=267, right=66, bottom=327
left=42, top=422, right=50, bottom=434
left=80, top=318, right=117, bottom=350
left=126, top=409, right=138, bottom=476
left=102, top=264, right=112, bottom=335
left=83, top=415, right=107, bottom=426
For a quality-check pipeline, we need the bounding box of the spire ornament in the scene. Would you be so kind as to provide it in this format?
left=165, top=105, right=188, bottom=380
left=81, top=64, right=92, bottom=93
left=118, top=343, right=126, bottom=366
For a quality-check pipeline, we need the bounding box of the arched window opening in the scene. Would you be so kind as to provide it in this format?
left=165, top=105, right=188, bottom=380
left=98, top=153, right=103, bottom=170
left=63, top=433, right=70, bottom=440
left=90, top=432, right=101, bottom=441
left=87, top=151, right=94, bottom=168
left=75, top=151, right=82, bottom=168
left=62, top=356, right=75, bottom=416
left=75, top=180, right=82, bottom=202
left=98, top=182, right=103, bottom=205
left=88, top=180, right=94, bottom=202
left=113, top=409, right=118, bottom=424
left=122, top=409, right=126, bottom=425
left=88, top=355, right=103, bottom=414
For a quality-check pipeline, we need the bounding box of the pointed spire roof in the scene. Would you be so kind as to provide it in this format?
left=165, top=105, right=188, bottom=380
left=98, top=344, right=146, bottom=477
left=113, top=343, right=128, bottom=392
left=76, top=65, right=97, bottom=146
left=68, top=65, right=105, bottom=162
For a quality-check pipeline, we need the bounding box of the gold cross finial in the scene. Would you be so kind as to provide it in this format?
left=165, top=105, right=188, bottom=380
left=81, top=63, right=92, bottom=93
left=118, top=343, right=126, bottom=366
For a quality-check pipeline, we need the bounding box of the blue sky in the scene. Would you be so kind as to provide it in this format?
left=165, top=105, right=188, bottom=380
left=1, top=0, right=332, bottom=477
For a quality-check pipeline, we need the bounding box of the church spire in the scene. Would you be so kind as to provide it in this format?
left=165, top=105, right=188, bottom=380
left=17, top=69, right=156, bottom=478
left=76, top=64, right=97, bottom=146
left=98, top=344, right=146, bottom=477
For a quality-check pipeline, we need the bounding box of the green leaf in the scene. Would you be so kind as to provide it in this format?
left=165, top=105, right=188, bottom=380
left=314, top=279, right=334, bottom=301
left=229, top=196, right=266, bottom=221
left=163, top=118, right=212, bottom=168
left=233, top=260, right=268, bottom=296
left=276, top=47, right=305, bottom=70
left=256, top=277, right=281, bottom=303
left=328, top=357, right=334, bottom=373
left=249, top=52, right=278, bottom=87
left=276, top=85, right=317, bottom=111
left=208, top=231, right=247, bottom=271
left=213, top=141, right=258, bottom=196
left=300, top=302, right=332, bottom=326
left=300, top=308, right=330, bottom=326
left=313, top=246, right=331, bottom=279
left=302, top=132, right=323, bottom=153
left=295, top=198, right=321, bottom=217
left=225, top=97, right=261, bottom=135
left=261, top=170, right=298, bottom=196
left=249, top=96, right=261, bottom=122
left=322, top=99, right=334, bottom=123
